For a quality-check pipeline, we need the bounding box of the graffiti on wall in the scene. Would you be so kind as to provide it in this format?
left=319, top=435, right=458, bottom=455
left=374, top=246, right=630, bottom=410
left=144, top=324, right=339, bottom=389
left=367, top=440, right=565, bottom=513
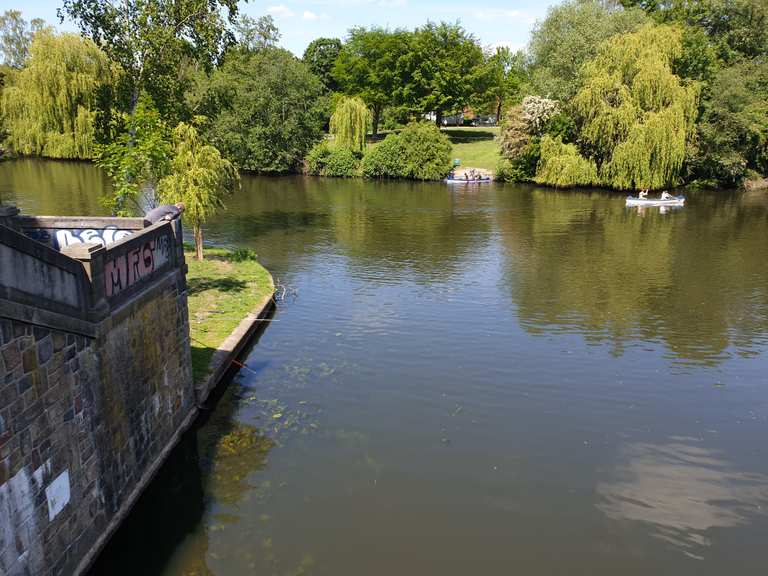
left=25, top=226, right=134, bottom=251
left=104, top=234, right=171, bottom=299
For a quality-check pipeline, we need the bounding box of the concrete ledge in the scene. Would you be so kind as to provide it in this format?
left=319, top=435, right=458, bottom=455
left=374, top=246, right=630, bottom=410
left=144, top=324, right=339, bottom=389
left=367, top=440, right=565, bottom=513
left=195, top=277, right=276, bottom=406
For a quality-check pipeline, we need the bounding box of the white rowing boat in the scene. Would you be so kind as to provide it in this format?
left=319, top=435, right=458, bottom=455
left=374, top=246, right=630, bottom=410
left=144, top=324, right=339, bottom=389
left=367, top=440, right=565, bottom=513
left=626, top=195, right=685, bottom=207
left=445, top=177, right=492, bottom=184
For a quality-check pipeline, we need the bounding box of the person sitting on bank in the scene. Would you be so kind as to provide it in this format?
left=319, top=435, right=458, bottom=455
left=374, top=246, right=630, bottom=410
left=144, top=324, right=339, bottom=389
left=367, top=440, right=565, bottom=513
left=145, top=202, right=185, bottom=223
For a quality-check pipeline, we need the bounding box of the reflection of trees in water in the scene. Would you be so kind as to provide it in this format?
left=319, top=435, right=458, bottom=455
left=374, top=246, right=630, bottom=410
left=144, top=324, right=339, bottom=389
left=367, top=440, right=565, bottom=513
left=208, top=175, right=493, bottom=284
left=0, top=158, right=111, bottom=216
left=497, top=187, right=768, bottom=364
left=597, top=439, right=768, bottom=559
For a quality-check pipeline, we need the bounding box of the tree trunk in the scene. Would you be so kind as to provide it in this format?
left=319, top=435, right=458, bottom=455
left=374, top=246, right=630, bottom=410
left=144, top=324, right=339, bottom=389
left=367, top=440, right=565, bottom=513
left=435, top=110, right=443, bottom=127
left=372, top=105, right=382, bottom=136
left=496, top=98, right=503, bottom=125
left=194, top=225, right=204, bottom=261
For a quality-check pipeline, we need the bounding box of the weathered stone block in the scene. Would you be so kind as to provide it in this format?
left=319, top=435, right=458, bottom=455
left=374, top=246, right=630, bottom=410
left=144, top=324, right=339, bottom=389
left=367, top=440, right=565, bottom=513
left=37, top=336, right=53, bottom=365
left=1, top=341, right=21, bottom=371
left=22, top=347, right=37, bottom=373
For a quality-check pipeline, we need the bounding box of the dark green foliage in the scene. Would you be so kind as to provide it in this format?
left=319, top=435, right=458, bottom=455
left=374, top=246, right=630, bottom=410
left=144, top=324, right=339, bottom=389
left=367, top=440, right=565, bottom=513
left=333, top=27, right=410, bottom=135
left=361, top=134, right=404, bottom=178
left=95, top=96, right=172, bottom=215
left=306, top=142, right=360, bottom=177
left=60, top=0, right=240, bottom=121
left=361, top=122, right=452, bottom=180
left=206, top=48, right=326, bottom=173
left=396, top=22, right=485, bottom=126
left=496, top=139, right=541, bottom=182
left=690, top=59, right=768, bottom=186
left=545, top=113, right=577, bottom=143
left=303, top=38, right=342, bottom=92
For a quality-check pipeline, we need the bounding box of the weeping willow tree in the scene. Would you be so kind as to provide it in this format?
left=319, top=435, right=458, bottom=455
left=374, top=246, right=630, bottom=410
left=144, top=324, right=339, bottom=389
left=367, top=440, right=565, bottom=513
left=535, top=24, right=698, bottom=190
left=1, top=30, right=117, bottom=159
left=329, top=96, right=370, bottom=153
left=535, top=135, right=600, bottom=187
left=158, top=122, right=239, bottom=261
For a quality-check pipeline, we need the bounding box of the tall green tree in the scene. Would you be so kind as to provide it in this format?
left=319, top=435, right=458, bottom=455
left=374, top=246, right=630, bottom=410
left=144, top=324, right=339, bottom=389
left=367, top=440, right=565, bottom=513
left=159, top=122, right=238, bottom=261
left=528, top=0, right=648, bottom=101
left=333, top=27, right=410, bottom=135
left=0, top=10, right=46, bottom=68
left=206, top=47, right=326, bottom=173
left=330, top=96, right=370, bottom=153
left=553, top=24, right=699, bottom=190
left=234, top=14, right=280, bottom=51
left=691, top=59, right=768, bottom=185
left=397, top=22, right=484, bottom=126
left=620, top=0, right=768, bottom=62
left=96, top=96, right=172, bottom=214
left=59, top=0, right=240, bottom=121
left=303, top=37, right=342, bottom=92
left=475, top=47, right=528, bottom=124
left=1, top=30, right=117, bottom=159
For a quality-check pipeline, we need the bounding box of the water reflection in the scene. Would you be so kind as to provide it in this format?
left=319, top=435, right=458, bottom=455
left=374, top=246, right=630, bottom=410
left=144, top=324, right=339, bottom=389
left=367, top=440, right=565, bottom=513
left=498, top=187, right=768, bottom=365
left=597, top=438, right=768, bottom=559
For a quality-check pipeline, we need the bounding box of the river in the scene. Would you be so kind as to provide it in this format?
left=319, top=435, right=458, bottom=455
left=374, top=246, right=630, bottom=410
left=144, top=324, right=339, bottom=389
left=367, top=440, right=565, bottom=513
left=3, top=158, right=768, bottom=575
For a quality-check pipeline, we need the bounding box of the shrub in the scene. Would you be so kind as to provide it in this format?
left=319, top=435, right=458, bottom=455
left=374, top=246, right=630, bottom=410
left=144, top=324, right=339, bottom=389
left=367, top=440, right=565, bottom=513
left=534, top=135, right=600, bottom=187
left=362, top=122, right=452, bottom=180
left=495, top=138, right=541, bottom=182
left=397, top=122, right=453, bottom=180
left=361, top=134, right=405, bottom=178
left=305, top=141, right=360, bottom=177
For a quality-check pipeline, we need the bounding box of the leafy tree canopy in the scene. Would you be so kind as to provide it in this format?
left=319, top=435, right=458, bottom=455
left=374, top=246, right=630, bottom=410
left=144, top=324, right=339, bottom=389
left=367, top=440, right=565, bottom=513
left=0, top=10, right=46, bottom=68
left=206, top=47, right=326, bottom=173
left=397, top=22, right=484, bottom=125
left=59, top=0, right=240, bottom=121
left=303, top=37, right=342, bottom=92
left=528, top=0, right=648, bottom=101
left=474, top=47, right=528, bottom=123
left=96, top=96, right=172, bottom=214
left=330, top=96, right=370, bottom=153
left=1, top=30, right=117, bottom=159
left=159, top=121, right=239, bottom=260
left=234, top=14, right=280, bottom=52
left=333, top=27, right=410, bottom=134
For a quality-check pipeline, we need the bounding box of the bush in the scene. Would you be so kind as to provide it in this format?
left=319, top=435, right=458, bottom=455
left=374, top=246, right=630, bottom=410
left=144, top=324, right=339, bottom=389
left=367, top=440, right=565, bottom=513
left=534, top=135, right=600, bottom=187
left=495, top=138, right=541, bottom=182
left=362, top=122, right=452, bottom=180
left=361, top=134, right=405, bottom=178
left=305, top=142, right=360, bottom=177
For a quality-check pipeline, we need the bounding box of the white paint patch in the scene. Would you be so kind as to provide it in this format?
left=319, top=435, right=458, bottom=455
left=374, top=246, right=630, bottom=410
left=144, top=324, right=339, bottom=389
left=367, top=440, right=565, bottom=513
left=0, top=466, right=44, bottom=575
left=45, top=470, right=71, bottom=521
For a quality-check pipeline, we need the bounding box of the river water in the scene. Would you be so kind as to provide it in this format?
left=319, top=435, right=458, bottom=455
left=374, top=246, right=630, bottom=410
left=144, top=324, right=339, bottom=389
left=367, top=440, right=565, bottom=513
left=3, top=158, right=768, bottom=575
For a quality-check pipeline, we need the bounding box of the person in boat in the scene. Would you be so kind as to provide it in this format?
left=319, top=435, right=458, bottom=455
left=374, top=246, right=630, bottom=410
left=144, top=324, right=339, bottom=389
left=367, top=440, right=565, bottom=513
left=660, top=191, right=673, bottom=200
left=638, top=189, right=649, bottom=199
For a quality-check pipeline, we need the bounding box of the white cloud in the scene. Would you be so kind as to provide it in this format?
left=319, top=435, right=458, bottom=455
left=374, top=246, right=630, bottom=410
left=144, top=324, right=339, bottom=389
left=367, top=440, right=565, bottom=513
left=302, top=10, right=330, bottom=20
left=266, top=4, right=295, bottom=18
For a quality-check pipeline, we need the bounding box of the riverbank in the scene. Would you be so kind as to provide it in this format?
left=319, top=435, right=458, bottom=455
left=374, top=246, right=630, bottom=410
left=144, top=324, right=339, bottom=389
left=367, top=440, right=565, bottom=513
left=185, top=247, right=274, bottom=385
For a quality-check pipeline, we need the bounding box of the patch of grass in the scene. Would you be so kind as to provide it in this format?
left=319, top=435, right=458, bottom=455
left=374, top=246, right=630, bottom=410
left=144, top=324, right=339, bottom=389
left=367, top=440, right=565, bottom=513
left=443, top=126, right=500, bottom=171
left=185, top=247, right=273, bottom=384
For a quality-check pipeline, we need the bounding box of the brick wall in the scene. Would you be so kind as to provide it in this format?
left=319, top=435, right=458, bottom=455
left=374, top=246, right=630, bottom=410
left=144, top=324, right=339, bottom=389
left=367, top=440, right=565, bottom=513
left=0, top=214, right=194, bottom=576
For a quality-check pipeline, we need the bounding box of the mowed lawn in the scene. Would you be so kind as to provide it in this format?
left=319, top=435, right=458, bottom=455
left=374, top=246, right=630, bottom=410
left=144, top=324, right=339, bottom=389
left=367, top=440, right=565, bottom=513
left=442, top=126, right=500, bottom=171
left=185, top=247, right=274, bottom=383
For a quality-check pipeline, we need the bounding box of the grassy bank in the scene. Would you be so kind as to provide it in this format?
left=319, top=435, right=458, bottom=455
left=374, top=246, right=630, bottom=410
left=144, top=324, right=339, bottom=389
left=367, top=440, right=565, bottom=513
left=442, top=126, right=500, bottom=171
left=185, top=247, right=274, bottom=383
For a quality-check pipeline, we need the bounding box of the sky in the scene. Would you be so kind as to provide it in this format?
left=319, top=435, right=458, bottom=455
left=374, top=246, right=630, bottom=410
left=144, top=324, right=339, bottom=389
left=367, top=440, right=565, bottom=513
left=0, top=0, right=560, bottom=56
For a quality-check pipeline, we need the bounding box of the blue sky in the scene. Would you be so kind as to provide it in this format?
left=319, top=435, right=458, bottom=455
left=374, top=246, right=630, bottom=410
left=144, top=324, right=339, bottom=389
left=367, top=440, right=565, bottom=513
left=0, top=0, right=560, bottom=56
